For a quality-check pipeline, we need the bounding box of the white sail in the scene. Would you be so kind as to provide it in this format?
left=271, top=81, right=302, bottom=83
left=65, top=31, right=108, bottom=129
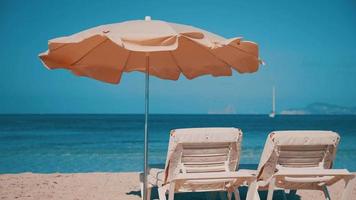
left=269, top=86, right=276, bottom=118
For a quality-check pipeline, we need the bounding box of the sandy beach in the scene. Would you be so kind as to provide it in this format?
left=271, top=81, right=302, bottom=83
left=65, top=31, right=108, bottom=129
left=0, top=172, right=355, bottom=200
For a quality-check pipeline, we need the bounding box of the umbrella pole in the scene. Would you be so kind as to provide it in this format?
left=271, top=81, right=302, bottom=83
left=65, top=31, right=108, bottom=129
left=143, top=54, right=150, bottom=200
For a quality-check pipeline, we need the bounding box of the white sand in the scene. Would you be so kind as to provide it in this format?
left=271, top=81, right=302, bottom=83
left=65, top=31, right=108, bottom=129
left=0, top=172, right=355, bottom=200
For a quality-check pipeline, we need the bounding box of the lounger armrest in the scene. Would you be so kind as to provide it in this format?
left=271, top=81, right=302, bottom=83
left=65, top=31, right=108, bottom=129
left=275, top=169, right=353, bottom=177
left=173, top=171, right=257, bottom=181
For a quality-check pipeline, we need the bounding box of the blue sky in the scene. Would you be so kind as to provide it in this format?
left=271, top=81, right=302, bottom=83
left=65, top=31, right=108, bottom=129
left=0, top=0, right=355, bottom=114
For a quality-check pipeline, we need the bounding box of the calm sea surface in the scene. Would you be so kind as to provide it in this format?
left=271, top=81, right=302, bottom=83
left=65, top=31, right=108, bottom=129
left=0, top=114, right=355, bottom=173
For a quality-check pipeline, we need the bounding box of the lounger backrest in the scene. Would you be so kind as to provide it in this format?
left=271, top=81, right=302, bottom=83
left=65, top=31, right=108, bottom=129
left=276, top=144, right=333, bottom=169
left=257, top=131, right=340, bottom=181
left=180, top=142, right=236, bottom=174
left=164, top=128, right=242, bottom=184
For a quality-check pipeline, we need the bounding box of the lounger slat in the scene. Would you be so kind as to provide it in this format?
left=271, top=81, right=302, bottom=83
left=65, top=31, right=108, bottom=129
left=183, top=153, right=227, bottom=157
left=182, top=143, right=230, bottom=149
left=183, top=148, right=229, bottom=155
left=279, top=158, right=322, bottom=163
left=185, top=165, right=226, bottom=173
left=182, top=155, right=227, bottom=163
left=279, top=164, right=321, bottom=168
left=184, top=179, right=234, bottom=184
left=279, top=145, right=328, bottom=151
left=275, top=168, right=351, bottom=176
left=174, top=171, right=256, bottom=180
left=279, top=151, right=325, bottom=158
left=183, top=161, right=226, bottom=165
left=184, top=162, right=225, bottom=167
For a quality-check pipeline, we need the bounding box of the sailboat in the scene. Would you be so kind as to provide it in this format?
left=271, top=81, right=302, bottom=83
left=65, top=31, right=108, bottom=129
left=269, top=86, right=276, bottom=118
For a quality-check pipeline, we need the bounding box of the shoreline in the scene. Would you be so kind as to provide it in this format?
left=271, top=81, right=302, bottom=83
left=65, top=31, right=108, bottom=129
left=0, top=172, right=355, bottom=200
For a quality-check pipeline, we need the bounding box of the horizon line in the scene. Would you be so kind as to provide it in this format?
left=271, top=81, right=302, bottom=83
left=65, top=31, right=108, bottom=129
left=0, top=113, right=356, bottom=116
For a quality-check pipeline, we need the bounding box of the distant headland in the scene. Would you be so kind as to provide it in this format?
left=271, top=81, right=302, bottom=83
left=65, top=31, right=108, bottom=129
left=281, top=103, right=356, bottom=115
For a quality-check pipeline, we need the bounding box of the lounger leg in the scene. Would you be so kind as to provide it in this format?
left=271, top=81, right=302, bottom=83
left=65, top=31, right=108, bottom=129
left=246, top=181, right=260, bottom=200
left=140, top=182, right=144, bottom=200
left=234, top=188, right=241, bottom=200
left=140, top=182, right=151, bottom=200
left=158, top=187, right=167, bottom=200
left=168, top=182, right=175, bottom=200
left=147, top=187, right=152, bottom=200
left=321, top=185, right=331, bottom=200
left=227, top=191, right=232, bottom=200
left=267, top=178, right=276, bottom=200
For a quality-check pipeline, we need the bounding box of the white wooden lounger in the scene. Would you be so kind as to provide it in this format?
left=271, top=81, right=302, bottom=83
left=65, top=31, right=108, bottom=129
left=139, top=127, right=258, bottom=200
left=252, top=131, right=354, bottom=200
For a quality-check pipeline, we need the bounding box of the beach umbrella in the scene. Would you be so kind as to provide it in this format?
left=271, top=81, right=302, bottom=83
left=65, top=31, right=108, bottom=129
left=39, top=16, right=261, bottom=200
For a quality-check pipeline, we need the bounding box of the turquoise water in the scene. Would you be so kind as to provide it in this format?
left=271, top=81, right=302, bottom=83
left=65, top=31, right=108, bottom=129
left=0, top=114, right=355, bottom=173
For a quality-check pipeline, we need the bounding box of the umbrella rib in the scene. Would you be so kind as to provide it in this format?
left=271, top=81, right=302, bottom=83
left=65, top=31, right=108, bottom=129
left=69, top=38, right=109, bottom=66
left=121, top=51, right=132, bottom=72
left=227, top=44, right=259, bottom=59
left=48, top=43, right=69, bottom=52
left=168, top=51, right=185, bottom=77
left=182, top=36, right=231, bottom=67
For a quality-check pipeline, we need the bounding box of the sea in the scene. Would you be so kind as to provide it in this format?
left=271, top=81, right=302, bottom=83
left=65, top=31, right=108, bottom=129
left=0, top=114, right=355, bottom=174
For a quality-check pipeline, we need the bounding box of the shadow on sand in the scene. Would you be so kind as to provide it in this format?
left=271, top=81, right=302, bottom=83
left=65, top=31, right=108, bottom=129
left=127, top=164, right=301, bottom=200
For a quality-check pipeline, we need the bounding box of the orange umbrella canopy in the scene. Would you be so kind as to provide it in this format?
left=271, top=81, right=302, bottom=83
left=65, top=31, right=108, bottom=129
left=39, top=17, right=261, bottom=84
